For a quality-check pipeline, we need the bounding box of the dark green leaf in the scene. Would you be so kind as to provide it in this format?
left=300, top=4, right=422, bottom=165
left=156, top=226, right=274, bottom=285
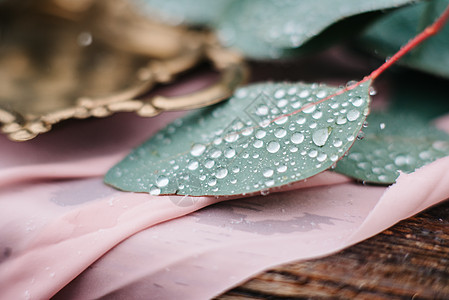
left=216, top=0, right=421, bottom=59
left=359, top=0, right=449, bottom=78
left=388, top=70, right=449, bottom=121
left=105, top=81, right=371, bottom=196
left=334, top=112, right=449, bottom=184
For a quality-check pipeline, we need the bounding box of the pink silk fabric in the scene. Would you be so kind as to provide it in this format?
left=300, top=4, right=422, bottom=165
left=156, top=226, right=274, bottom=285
left=1, top=107, right=449, bottom=299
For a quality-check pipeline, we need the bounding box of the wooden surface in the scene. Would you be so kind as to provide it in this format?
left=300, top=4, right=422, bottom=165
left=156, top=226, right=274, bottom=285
left=216, top=200, right=449, bottom=299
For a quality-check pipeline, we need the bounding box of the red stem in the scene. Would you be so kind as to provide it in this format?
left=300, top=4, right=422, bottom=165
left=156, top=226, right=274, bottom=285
left=245, top=4, right=449, bottom=132
left=303, top=3, right=449, bottom=114
left=368, top=3, right=449, bottom=81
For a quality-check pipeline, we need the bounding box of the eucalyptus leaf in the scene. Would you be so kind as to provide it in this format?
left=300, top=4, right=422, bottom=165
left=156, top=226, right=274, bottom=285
left=388, top=70, right=449, bottom=121
left=135, top=0, right=234, bottom=25
left=105, top=81, right=371, bottom=196
left=360, top=0, right=449, bottom=79
left=334, top=112, right=449, bottom=184
left=216, top=0, right=421, bottom=59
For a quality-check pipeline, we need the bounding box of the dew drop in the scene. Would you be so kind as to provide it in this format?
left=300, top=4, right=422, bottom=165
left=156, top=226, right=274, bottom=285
left=312, top=128, right=330, bottom=146
left=278, top=99, right=288, bottom=107
left=357, top=131, right=365, bottom=140
left=265, top=180, right=275, bottom=187
left=275, top=116, right=288, bottom=125
left=296, top=116, right=306, bottom=124
left=308, top=150, right=318, bottom=158
left=347, top=110, right=360, bottom=121
left=357, top=162, right=369, bottom=170
left=149, top=186, right=161, bottom=195
left=333, top=139, right=343, bottom=147
left=395, top=155, right=413, bottom=166
left=253, top=140, right=264, bottom=148
left=432, top=141, right=449, bottom=151
left=312, top=111, right=323, bottom=119
left=256, top=130, right=266, bottom=139
left=259, top=119, right=271, bottom=127
left=156, top=176, right=169, bottom=187
left=291, top=101, right=301, bottom=109
left=267, top=141, right=281, bottom=153
left=330, top=154, right=339, bottom=162
left=346, top=80, right=358, bottom=87
left=114, top=170, right=123, bottom=178
left=348, top=153, right=362, bottom=161
left=224, top=148, right=236, bottom=158
left=191, top=144, right=206, bottom=157
left=210, top=148, right=222, bottom=158
left=372, top=167, right=382, bottom=174
left=379, top=123, right=386, bottom=130
left=216, top=168, right=228, bottom=179
left=336, top=116, right=347, bottom=125
left=274, top=128, right=287, bottom=138
left=236, top=89, right=248, bottom=98
left=205, top=160, right=215, bottom=169
left=208, top=178, right=217, bottom=186
left=242, top=127, right=254, bottom=136
left=330, top=102, right=339, bottom=109
left=419, top=151, right=432, bottom=160
left=232, top=166, right=240, bottom=173
left=289, top=146, right=298, bottom=153
left=274, top=89, right=286, bottom=99
left=351, top=96, right=364, bottom=107
left=288, top=87, right=298, bottom=95
left=277, top=165, right=288, bottom=173
left=187, top=160, right=199, bottom=170
left=232, top=121, right=244, bottom=130
left=316, top=90, right=327, bottom=98
left=263, top=169, right=274, bottom=178
left=225, top=132, right=239, bottom=142
left=378, top=175, right=388, bottom=182
left=291, top=132, right=304, bottom=144
left=303, top=104, right=316, bottom=114
left=299, top=90, right=310, bottom=98
left=317, top=153, right=327, bottom=162
left=256, top=105, right=269, bottom=116
left=385, top=164, right=395, bottom=171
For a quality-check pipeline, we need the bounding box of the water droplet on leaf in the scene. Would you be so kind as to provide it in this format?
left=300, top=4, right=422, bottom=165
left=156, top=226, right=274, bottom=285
left=267, top=141, right=281, bottom=153
left=312, top=128, right=330, bottom=146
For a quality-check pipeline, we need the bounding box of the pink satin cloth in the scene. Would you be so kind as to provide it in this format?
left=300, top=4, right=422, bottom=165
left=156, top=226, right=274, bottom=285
left=1, top=107, right=449, bottom=299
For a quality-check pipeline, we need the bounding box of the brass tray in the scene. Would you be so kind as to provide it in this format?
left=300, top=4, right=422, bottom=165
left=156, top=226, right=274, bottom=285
left=0, top=0, right=248, bottom=141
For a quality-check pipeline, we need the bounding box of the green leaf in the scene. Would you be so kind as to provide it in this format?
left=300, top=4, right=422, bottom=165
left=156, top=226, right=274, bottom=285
left=105, top=81, right=371, bottom=196
left=136, top=0, right=234, bottom=25
left=388, top=70, right=449, bottom=121
left=333, top=112, right=449, bottom=184
left=216, top=0, right=421, bottom=59
left=359, top=0, right=449, bottom=79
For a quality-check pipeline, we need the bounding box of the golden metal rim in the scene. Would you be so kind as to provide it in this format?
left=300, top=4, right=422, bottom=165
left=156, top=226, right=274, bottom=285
left=0, top=0, right=249, bottom=142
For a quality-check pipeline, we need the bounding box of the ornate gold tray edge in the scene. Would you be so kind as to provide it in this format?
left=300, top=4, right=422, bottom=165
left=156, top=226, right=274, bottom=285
left=0, top=43, right=248, bottom=142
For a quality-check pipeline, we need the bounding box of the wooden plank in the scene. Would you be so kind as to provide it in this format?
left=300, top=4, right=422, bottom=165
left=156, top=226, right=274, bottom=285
left=216, top=200, right=449, bottom=299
